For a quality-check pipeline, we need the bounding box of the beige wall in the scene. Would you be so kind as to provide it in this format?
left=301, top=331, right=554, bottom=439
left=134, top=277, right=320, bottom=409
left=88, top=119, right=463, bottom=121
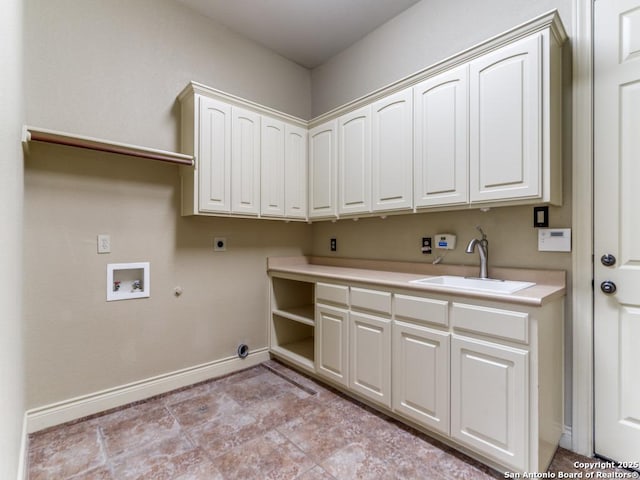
left=1, top=0, right=25, bottom=476
left=25, top=0, right=311, bottom=147
left=23, top=0, right=312, bottom=409
left=310, top=0, right=573, bottom=116
left=311, top=206, right=571, bottom=271
left=24, top=0, right=574, bottom=433
left=24, top=146, right=311, bottom=408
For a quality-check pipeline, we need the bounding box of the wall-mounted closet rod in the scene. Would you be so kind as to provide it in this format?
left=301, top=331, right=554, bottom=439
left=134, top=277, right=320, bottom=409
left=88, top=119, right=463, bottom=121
left=22, top=126, right=194, bottom=167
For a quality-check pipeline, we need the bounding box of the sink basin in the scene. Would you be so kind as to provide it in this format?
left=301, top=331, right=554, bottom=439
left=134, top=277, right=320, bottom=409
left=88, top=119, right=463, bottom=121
left=410, top=275, right=535, bottom=294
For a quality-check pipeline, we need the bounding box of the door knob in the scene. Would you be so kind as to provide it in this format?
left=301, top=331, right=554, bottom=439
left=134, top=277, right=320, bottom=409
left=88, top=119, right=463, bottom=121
left=601, top=254, right=616, bottom=266
left=600, top=281, right=617, bottom=294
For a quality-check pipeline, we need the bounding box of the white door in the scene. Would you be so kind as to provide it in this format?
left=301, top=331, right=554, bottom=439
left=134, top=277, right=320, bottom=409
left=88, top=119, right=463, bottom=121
left=414, top=65, right=469, bottom=208
left=371, top=88, right=413, bottom=212
left=451, top=335, right=528, bottom=471
left=392, top=321, right=450, bottom=435
left=594, top=0, right=640, bottom=462
left=350, top=311, right=391, bottom=407
left=308, top=120, right=337, bottom=219
left=198, top=96, right=231, bottom=213
left=338, top=106, right=371, bottom=215
left=231, top=107, right=260, bottom=215
left=315, top=303, right=349, bottom=387
left=261, top=116, right=285, bottom=217
left=469, top=33, right=541, bottom=203
left=284, top=124, right=307, bottom=219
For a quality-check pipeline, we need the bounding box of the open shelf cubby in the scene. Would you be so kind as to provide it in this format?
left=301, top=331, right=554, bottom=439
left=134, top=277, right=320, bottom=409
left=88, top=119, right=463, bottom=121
left=271, top=313, right=314, bottom=371
left=271, top=277, right=314, bottom=325
left=270, top=276, right=315, bottom=372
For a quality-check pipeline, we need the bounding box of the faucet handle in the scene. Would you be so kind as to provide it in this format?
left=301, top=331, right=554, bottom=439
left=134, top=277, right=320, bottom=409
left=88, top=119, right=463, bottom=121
left=476, top=226, right=487, bottom=240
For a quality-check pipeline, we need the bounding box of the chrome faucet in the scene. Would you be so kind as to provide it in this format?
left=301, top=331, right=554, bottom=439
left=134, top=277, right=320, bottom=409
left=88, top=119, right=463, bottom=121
left=466, top=226, right=489, bottom=279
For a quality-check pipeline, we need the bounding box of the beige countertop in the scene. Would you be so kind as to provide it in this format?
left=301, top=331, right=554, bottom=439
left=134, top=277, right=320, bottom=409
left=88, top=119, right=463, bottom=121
left=267, top=256, right=566, bottom=307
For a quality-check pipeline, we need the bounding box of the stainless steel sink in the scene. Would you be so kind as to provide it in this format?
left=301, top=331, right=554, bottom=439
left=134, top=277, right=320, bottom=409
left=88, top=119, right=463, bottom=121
left=409, top=275, right=535, bottom=294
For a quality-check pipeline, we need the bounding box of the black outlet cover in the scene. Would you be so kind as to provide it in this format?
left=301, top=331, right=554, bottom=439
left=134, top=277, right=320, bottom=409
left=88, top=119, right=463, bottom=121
left=533, top=206, right=549, bottom=228
left=421, top=237, right=432, bottom=254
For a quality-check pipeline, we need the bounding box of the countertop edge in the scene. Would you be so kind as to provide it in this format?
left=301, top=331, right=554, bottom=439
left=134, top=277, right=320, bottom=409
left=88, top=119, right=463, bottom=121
left=267, top=257, right=566, bottom=307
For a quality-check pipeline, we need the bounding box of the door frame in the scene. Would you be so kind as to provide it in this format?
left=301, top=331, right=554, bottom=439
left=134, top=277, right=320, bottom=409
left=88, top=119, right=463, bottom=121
left=571, top=0, right=594, bottom=457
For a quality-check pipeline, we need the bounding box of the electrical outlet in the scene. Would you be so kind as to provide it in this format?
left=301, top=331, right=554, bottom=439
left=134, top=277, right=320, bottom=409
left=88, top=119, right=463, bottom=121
left=421, top=237, right=432, bottom=254
left=330, top=238, right=337, bottom=252
left=214, top=237, right=227, bottom=252
left=97, top=234, right=111, bottom=254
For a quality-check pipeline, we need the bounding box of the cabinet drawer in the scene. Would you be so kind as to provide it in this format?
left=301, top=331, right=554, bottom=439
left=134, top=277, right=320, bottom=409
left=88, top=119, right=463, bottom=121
left=350, top=287, right=391, bottom=315
left=451, top=303, right=528, bottom=343
left=394, top=294, right=448, bottom=327
left=316, top=282, right=349, bottom=306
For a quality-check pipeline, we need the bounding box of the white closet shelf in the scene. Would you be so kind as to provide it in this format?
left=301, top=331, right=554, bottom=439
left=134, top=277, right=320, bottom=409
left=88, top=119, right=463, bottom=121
left=22, top=126, right=194, bottom=166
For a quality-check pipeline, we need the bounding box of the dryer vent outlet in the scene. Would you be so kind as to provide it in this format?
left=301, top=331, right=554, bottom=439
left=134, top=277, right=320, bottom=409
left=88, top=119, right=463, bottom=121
left=237, top=343, right=249, bottom=359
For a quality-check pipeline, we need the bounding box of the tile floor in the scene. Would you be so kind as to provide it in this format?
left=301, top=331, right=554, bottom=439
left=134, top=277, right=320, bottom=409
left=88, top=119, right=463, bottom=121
left=27, top=360, right=630, bottom=480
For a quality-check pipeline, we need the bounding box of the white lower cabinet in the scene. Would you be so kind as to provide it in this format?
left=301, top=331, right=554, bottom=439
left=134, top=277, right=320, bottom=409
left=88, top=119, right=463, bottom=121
left=451, top=335, right=528, bottom=471
left=392, top=321, right=450, bottom=435
left=271, top=273, right=563, bottom=474
left=350, top=311, right=391, bottom=407
left=315, top=303, right=349, bottom=387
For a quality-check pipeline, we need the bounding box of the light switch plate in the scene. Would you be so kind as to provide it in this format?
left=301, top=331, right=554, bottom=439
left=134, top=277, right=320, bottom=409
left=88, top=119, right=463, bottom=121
left=533, top=206, right=549, bottom=228
left=97, top=234, right=111, bottom=254
left=538, top=228, right=571, bottom=252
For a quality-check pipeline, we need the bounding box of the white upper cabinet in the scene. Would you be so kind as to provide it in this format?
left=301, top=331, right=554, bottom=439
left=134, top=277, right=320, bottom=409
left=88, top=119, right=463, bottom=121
left=179, top=83, right=307, bottom=220
left=261, top=117, right=285, bottom=217
left=338, top=106, right=371, bottom=215
left=414, top=65, right=469, bottom=208
left=231, top=107, right=261, bottom=215
left=180, top=12, right=564, bottom=219
left=309, top=120, right=338, bottom=219
left=197, top=96, right=232, bottom=214
left=469, top=33, right=544, bottom=204
left=284, top=124, right=308, bottom=219
left=262, top=118, right=309, bottom=219
left=371, top=88, right=413, bottom=212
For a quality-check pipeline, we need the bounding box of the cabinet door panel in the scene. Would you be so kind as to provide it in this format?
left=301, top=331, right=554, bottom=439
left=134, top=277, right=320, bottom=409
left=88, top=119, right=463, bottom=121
left=470, top=34, right=541, bottom=203
left=339, top=106, right=371, bottom=215
left=261, top=117, right=285, bottom=217
left=284, top=124, right=308, bottom=218
left=393, top=322, right=450, bottom=435
left=232, top=107, right=261, bottom=215
left=372, top=89, right=413, bottom=212
left=198, top=96, right=231, bottom=213
left=451, top=335, right=528, bottom=471
left=414, top=65, right=469, bottom=207
left=309, top=121, right=337, bottom=218
left=315, top=303, right=349, bottom=387
left=350, top=311, right=391, bottom=407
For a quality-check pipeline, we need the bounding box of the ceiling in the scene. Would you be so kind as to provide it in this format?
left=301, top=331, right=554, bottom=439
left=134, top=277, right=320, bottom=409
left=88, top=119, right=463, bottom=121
left=177, top=0, right=422, bottom=68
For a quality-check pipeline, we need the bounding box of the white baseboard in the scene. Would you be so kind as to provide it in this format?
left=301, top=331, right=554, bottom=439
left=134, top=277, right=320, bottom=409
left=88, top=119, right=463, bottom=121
left=17, top=414, right=28, bottom=480
left=26, top=348, right=270, bottom=434
left=559, top=425, right=572, bottom=450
